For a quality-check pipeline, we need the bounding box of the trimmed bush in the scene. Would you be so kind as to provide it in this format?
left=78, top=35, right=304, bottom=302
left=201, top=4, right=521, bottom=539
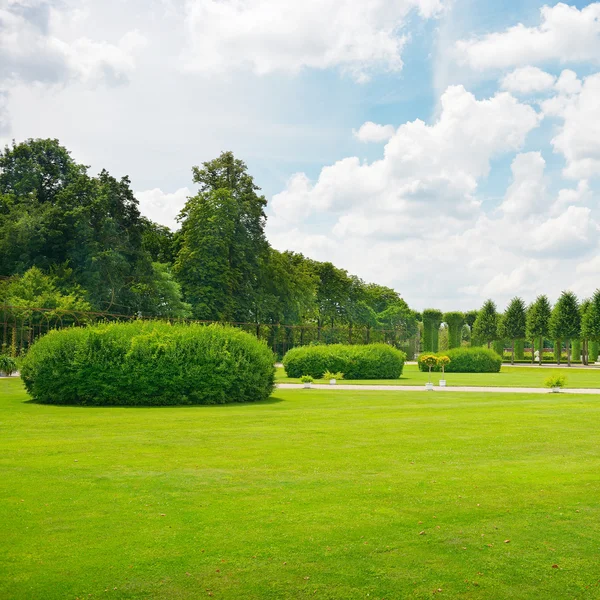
left=418, top=347, right=502, bottom=373
left=20, top=321, right=275, bottom=405
left=0, top=355, right=17, bottom=376
left=283, top=344, right=405, bottom=380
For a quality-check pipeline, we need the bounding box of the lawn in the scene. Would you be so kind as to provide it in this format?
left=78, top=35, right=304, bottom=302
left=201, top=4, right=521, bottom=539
left=2, top=378, right=600, bottom=599
left=276, top=364, right=600, bottom=388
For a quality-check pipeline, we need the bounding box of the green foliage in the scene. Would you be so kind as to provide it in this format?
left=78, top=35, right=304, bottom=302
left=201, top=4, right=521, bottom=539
left=443, top=312, right=464, bottom=349
left=323, top=371, right=343, bottom=380
left=300, top=375, right=314, bottom=383
left=0, top=355, right=17, bottom=375
left=472, top=300, right=499, bottom=348
left=283, top=344, right=405, bottom=380
left=583, top=290, right=600, bottom=342
left=438, top=326, right=449, bottom=351
left=501, top=297, right=526, bottom=364
left=545, top=375, right=566, bottom=389
left=589, top=341, right=599, bottom=363
left=174, top=152, right=268, bottom=321
left=550, top=291, right=580, bottom=364
left=437, top=355, right=451, bottom=372
left=418, top=347, right=502, bottom=373
left=20, top=321, right=275, bottom=405
left=0, top=139, right=186, bottom=316
left=422, top=309, right=443, bottom=352
left=418, top=353, right=439, bottom=369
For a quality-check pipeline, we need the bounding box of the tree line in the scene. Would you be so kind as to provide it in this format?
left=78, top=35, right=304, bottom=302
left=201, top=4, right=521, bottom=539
left=0, top=139, right=418, bottom=355
left=422, top=292, right=600, bottom=366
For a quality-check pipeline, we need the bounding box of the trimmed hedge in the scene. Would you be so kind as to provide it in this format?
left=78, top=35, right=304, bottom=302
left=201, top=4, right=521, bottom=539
left=20, top=321, right=275, bottom=405
left=283, top=344, right=406, bottom=380
left=418, top=347, right=502, bottom=373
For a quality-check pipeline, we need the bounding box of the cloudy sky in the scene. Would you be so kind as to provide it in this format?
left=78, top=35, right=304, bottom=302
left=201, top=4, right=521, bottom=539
left=1, top=0, right=599, bottom=311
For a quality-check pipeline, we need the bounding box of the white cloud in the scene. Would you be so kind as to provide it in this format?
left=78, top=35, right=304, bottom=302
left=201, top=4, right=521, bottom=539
left=455, top=2, right=600, bottom=71
left=548, top=73, right=600, bottom=179
left=0, top=1, right=146, bottom=87
left=531, top=206, right=597, bottom=256
left=500, top=66, right=556, bottom=94
left=270, top=86, right=540, bottom=235
left=500, top=152, right=546, bottom=217
left=181, top=0, right=445, bottom=81
left=353, top=121, right=395, bottom=143
left=267, top=85, right=547, bottom=308
left=136, top=187, right=191, bottom=230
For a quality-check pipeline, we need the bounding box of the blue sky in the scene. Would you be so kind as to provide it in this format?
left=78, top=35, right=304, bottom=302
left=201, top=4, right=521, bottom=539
left=1, top=0, right=599, bottom=310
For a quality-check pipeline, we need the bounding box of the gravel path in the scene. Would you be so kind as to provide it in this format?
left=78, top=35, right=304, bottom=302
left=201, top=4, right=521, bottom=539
left=276, top=383, right=600, bottom=394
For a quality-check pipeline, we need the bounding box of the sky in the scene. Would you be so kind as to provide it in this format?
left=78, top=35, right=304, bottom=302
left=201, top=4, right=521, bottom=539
left=1, top=0, right=599, bottom=311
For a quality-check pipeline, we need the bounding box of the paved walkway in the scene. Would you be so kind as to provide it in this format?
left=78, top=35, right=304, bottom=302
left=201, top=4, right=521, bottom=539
left=276, top=383, right=600, bottom=394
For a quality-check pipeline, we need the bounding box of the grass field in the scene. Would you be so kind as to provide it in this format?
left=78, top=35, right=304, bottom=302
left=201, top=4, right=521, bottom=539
left=276, top=364, right=600, bottom=388
left=2, top=379, right=600, bottom=599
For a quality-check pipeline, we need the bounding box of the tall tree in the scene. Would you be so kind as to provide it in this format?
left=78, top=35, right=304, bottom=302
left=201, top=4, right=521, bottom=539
left=501, top=297, right=526, bottom=365
left=174, top=152, right=268, bottom=320
left=472, top=300, right=499, bottom=349
left=526, top=295, right=552, bottom=365
left=583, top=290, right=600, bottom=364
left=550, top=291, right=580, bottom=367
left=443, top=312, right=464, bottom=349
left=422, top=309, right=443, bottom=352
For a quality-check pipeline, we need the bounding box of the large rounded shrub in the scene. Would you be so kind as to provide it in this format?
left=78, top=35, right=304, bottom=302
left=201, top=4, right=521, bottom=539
left=418, top=347, right=502, bottom=373
left=283, top=344, right=405, bottom=379
left=21, top=321, right=275, bottom=405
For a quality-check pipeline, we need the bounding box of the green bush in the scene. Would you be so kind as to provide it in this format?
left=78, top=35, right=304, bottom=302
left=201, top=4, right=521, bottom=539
left=20, top=321, right=275, bottom=405
left=0, top=355, right=18, bottom=376
left=283, top=344, right=405, bottom=380
left=418, top=347, right=502, bottom=373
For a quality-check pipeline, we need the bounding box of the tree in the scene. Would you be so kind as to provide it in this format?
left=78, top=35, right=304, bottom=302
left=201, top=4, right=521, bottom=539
left=422, top=309, right=443, bottom=352
left=526, top=295, right=552, bottom=365
left=583, top=290, right=600, bottom=364
left=472, top=300, right=499, bottom=349
left=550, top=291, right=580, bottom=367
left=174, top=152, right=269, bottom=321
left=443, top=312, right=464, bottom=349
left=501, top=297, right=526, bottom=365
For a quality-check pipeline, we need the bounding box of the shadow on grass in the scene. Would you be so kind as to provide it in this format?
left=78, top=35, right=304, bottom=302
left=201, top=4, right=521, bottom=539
left=23, top=395, right=286, bottom=408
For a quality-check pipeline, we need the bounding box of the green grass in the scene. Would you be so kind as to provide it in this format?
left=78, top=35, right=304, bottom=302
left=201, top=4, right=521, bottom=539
left=2, top=379, right=600, bottom=599
left=276, top=364, right=600, bottom=388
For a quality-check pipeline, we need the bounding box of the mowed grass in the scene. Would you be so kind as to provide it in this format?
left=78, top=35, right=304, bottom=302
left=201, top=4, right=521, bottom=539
left=2, top=379, right=600, bottom=599
left=276, top=364, right=600, bottom=388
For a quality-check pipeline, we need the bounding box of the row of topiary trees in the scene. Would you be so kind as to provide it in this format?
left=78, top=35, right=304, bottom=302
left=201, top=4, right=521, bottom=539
left=422, top=289, right=600, bottom=366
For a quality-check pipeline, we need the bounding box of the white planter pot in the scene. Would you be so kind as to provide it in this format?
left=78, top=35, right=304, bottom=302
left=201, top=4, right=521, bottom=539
left=551, top=387, right=561, bottom=393
left=329, top=379, right=336, bottom=385
left=425, top=382, right=434, bottom=391
left=439, top=379, right=446, bottom=387
left=303, top=382, right=312, bottom=389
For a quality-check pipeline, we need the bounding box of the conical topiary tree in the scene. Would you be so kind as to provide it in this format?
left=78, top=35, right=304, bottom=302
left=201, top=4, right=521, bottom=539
left=550, top=291, right=581, bottom=367
left=472, top=300, right=499, bottom=349
left=501, top=297, right=526, bottom=365
left=526, top=295, right=552, bottom=366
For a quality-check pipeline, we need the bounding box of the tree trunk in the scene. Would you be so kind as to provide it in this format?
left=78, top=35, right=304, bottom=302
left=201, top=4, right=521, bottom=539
left=487, top=340, right=491, bottom=349
left=539, top=336, right=543, bottom=366
left=567, top=339, right=571, bottom=367
left=531, top=339, right=535, bottom=364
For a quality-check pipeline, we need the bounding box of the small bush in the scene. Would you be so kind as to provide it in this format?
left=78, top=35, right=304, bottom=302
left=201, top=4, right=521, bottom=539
left=0, top=355, right=17, bottom=376
left=545, top=375, right=566, bottom=389
left=323, top=371, right=343, bottom=380
left=300, top=375, right=314, bottom=383
left=21, top=321, right=275, bottom=405
left=283, top=344, right=405, bottom=380
left=418, top=347, right=502, bottom=373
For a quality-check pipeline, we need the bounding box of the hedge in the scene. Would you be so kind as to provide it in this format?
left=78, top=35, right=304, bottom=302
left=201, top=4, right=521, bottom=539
left=283, top=344, right=406, bottom=379
left=418, top=347, right=502, bottom=373
left=20, top=321, right=275, bottom=405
